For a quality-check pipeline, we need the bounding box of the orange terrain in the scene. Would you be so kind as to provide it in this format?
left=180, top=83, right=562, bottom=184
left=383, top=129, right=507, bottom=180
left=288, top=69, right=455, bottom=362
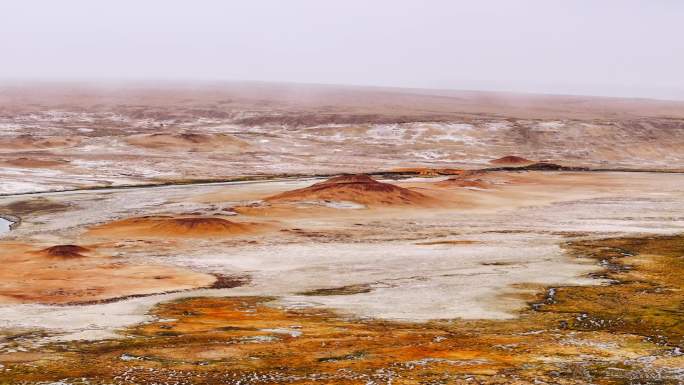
left=87, top=216, right=270, bottom=239
left=265, top=174, right=437, bottom=207
left=489, top=155, right=534, bottom=165
left=125, top=132, right=250, bottom=152
left=0, top=242, right=216, bottom=304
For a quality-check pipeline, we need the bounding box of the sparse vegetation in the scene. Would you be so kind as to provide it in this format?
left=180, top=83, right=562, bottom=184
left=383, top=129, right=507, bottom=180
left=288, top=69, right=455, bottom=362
left=2, top=234, right=683, bottom=384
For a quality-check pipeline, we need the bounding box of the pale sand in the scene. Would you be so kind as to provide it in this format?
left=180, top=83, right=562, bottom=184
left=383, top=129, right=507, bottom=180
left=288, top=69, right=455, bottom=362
left=1, top=83, right=684, bottom=196
left=1, top=172, right=684, bottom=341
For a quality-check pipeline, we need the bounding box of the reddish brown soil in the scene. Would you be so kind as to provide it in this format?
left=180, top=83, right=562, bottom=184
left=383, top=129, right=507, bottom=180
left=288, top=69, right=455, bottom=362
left=266, top=174, right=435, bottom=206
left=490, top=155, right=533, bottom=165
left=0, top=198, right=70, bottom=216
left=435, top=171, right=491, bottom=189
left=125, top=132, right=249, bottom=152
left=2, top=158, right=68, bottom=168
left=87, top=216, right=263, bottom=238
left=0, top=134, right=82, bottom=150
left=150, top=217, right=249, bottom=233
left=39, top=245, right=90, bottom=259
left=0, top=243, right=216, bottom=305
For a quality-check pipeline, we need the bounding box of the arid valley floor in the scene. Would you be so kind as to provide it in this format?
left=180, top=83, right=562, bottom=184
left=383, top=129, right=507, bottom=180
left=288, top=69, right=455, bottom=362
left=1, top=83, right=684, bottom=384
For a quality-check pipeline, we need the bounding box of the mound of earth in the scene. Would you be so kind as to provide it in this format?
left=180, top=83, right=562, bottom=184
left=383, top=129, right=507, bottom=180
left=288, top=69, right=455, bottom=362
left=39, top=245, right=90, bottom=259
left=88, top=216, right=262, bottom=238
left=489, top=162, right=590, bottom=171
left=2, top=157, right=69, bottom=168
left=125, top=132, right=249, bottom=152
left=0, top=198, right=70, bottom=216
left=266, top=174, right=433, bottom=206
left=522, top=162, right=589, bottom=171
left=0, top=134, right=82, bottom=150
left=435, top=171, right=490, bottom=189
left=490, top=155, right=533, bottom=165
left=0, top=243, right=217, bottom=305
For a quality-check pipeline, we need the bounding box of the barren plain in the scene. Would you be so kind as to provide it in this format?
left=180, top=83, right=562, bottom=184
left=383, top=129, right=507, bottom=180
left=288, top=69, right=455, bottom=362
left=1, top=83, right=684, bottom=384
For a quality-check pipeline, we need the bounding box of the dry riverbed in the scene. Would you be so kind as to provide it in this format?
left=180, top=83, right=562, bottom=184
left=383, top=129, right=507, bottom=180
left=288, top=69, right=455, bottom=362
left=1, top=171, right=684, bottom=384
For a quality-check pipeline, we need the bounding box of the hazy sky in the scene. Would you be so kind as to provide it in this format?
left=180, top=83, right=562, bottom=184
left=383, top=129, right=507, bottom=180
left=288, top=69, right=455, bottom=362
left=2, top=0, right=683, bottom=99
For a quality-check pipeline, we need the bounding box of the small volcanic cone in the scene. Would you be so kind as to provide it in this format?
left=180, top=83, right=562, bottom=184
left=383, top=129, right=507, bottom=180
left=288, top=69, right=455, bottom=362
left=490, top=156, right=533, bottom=165
left=39, top=245, right=90, bottom=259
left=3, top=157, right=68, bottom=168
left=266, top=174, right=433, bottom=206
left=522, top=162, right=587, bottom=171
left=88, top=216, right=260, bottom=238
left=149, top=218, right=250, bottom=235
left=317, top=174, right=379, bottom=185
left=0, top=243, right=217, bottom=305
left=435, top=171, right=489, bottom=189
